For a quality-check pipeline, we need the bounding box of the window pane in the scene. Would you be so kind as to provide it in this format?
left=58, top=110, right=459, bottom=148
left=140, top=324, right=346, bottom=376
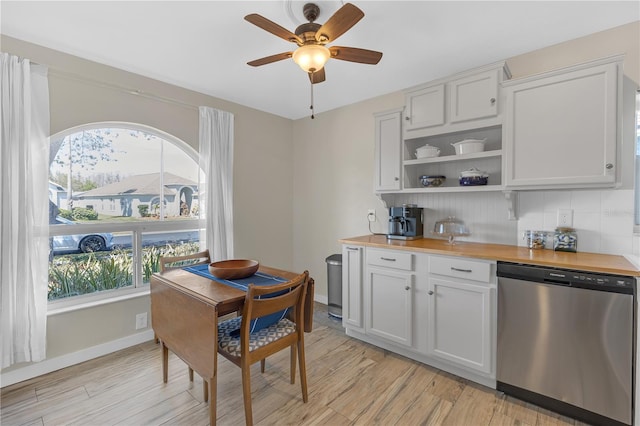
left=48, top=125, right=203, bottom=302
left=50, top=128, right=199, bottom=223
left=141, top=229, right=203, bottom=284
left=48, top=235, right=133, bottom=301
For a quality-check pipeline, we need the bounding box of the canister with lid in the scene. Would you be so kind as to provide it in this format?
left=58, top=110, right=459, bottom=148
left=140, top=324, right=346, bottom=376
left=554, top=227, right=577, bottom=252
left=523, top=230, right=548, bottom=249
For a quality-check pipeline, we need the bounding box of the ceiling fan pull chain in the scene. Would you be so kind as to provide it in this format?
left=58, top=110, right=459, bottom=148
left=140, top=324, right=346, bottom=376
left=310, top=75, right=315, bottom=119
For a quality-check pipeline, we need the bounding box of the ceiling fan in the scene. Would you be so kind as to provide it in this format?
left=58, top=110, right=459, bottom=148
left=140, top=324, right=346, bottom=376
left=244, top=2, right=383, bottom=86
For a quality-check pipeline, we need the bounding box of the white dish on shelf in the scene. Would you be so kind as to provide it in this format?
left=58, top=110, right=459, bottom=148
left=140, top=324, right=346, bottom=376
left=451, top=138, right=486, bottom=155
left=415, top=144, right=440, bottom=158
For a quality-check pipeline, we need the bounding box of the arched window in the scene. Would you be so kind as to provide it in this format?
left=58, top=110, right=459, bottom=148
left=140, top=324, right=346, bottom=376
left=48, top=123, right=204, bottom=303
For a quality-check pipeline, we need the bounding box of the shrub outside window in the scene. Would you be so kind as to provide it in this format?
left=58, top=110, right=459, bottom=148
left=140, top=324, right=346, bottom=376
left=48, top=123, right=204, bottom=304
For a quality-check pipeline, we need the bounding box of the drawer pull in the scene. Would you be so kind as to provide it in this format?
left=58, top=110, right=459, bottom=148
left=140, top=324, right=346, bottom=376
left=405, top=286, right=411, bottom=291
left=346, top=247, right=359, bottom=251
left=380, top=257, right=396, bottom=262
left=428, top=290, right=434, bottom=295
left=451, top=267, right=472, bottom=273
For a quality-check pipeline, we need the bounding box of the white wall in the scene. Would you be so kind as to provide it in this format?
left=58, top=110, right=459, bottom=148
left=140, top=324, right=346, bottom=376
left=517, top=189, right=635, bottom=254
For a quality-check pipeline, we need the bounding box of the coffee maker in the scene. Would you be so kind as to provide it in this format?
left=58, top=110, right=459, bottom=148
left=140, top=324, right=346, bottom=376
left=388, top=204, right=424, bottom=240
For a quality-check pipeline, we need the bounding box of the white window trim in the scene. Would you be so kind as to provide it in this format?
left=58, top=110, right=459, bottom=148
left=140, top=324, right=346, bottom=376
left=49, top=122, right=204, bottom=306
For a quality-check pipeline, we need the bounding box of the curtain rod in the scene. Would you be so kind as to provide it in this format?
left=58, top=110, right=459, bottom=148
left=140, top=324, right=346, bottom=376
left=47, top=67, right=199, bottom=111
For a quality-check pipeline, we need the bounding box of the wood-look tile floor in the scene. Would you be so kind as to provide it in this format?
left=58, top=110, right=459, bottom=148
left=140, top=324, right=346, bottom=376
left=1, top=303, right=591, bottom=426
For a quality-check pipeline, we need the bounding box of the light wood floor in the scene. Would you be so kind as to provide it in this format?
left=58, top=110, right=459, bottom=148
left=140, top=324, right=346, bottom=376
left=1, top=303, right=590, bottom=426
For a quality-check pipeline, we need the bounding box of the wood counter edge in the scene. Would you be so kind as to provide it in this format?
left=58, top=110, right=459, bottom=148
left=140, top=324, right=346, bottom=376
left=340, top=236, right=640, bottom=277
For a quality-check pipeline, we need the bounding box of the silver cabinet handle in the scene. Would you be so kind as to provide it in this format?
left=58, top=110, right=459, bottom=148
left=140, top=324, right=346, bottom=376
left=428, top=290, right=434, bottom=295
left=394, top=177, right=399, bottom=181
left=405, top=116, right=410, bottom=121
left=606, top=163, right=614, bottom=170
left=490, top=97, right=496, bottom=105
left=451, top=267, right=472, bottom=273
left=346, top=247, right=359, bottom=251
left=380, top=257, right=396, bottom=262
left=405, top=286, right=411, bottom=291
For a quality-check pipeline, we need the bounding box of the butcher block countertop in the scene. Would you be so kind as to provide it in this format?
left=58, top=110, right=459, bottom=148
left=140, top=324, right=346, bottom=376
left=340, top=235, right=640, bottom=277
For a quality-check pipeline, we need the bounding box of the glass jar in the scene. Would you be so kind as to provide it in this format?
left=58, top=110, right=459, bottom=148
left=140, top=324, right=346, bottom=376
left=554, top=227, right=577, bottom=252
left=523, top=230, right=547, bottom=249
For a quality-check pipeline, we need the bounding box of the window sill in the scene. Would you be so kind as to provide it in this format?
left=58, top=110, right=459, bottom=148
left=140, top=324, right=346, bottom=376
left=47, top=287, right=150, bottom=316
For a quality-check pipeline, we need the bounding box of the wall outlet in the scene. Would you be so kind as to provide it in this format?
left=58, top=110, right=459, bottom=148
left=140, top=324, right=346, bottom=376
left=367, top=209, right=376, bottom=222
left=135, top=312, right=148, bottom=330
left=557, top=209, right=573, bottom=227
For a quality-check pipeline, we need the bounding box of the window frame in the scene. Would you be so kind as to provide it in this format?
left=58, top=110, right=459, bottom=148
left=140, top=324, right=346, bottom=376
left=48, top=121, right=204, bottom=309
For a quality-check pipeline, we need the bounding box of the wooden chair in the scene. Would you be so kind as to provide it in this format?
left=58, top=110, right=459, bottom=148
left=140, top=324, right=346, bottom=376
left=158, top=250, right=211, bottom=384
left=159, top=249, right=211, bottom=273
left=217, top=270, right=310, bottom=426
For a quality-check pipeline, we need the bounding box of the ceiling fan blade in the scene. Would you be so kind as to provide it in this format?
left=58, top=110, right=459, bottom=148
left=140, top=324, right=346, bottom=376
left=329, top=46, right=383, bottom=64
left=315, top=3, right=364, bottom=43
left=245, top=14, right=303, bottom=45
left=308, top=68, right=326, bottom=84
left=247, top=52, right=293, bottom=67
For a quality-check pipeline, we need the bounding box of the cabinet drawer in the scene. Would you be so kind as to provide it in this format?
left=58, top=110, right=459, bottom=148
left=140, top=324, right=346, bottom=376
left=429, top=256, right=491, bottom=283
left=367, top=248, right=413, bottom=271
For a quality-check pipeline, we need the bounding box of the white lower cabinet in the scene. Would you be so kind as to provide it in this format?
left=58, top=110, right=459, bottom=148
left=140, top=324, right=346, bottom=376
left=341, top=245, right=496, bottom=388
left=342, top=245, right=364, bottom=331
left=427, top=277, right=492, bottom=374
left=366, top=267, right=413, bottom=346
left=427, top=255, right=496, bottom=377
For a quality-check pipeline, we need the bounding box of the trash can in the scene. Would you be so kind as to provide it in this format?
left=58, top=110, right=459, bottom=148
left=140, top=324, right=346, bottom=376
left=325, top=254, right=342, bottom=319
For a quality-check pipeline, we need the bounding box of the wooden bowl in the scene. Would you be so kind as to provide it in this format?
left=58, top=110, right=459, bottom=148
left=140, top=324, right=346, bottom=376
left=208, top=259, right=259, bottom=280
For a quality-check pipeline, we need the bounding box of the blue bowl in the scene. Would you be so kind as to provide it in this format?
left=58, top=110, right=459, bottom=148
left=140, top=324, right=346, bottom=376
left=459, top=176, right=488, bottom=186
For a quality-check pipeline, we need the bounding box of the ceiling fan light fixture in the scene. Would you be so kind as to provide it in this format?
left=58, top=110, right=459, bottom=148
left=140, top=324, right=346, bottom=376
left=292, top=44, right=330, bottom=73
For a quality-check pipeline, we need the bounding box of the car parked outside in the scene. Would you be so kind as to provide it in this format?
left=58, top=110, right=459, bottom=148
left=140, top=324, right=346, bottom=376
left=52, top=216, right=114, bottom=253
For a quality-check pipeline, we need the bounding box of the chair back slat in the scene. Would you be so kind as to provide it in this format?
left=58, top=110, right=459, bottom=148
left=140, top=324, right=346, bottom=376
left=241, top=271, right=308, bottom=323
left=160, top=249, right=210, bottom=272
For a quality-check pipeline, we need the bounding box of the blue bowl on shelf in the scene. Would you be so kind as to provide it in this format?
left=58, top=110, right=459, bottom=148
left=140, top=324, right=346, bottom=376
left=419, top=175, right=446, bottom=187
left=459, top=176, right=488, bottom=186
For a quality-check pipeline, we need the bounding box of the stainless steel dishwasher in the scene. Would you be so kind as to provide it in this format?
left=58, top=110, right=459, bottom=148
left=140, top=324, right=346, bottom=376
left=497, top=262, right=635, bottom=426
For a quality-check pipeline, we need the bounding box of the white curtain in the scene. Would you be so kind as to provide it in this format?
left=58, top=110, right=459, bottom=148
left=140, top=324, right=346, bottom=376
left=0, top=53, right=50, bottom=368
left=199, top=107, right=234, bottom=261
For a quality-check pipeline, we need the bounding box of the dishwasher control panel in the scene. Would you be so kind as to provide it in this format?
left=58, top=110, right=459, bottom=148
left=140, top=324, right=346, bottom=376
left=498, top=262, right=634, bottom=294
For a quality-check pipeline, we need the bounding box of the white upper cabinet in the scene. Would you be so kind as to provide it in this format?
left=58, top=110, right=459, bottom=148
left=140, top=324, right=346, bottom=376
left=403, top=62, right=510, bottom=139
left=374, top=109, right=403, bottom=191
left=404, top=84, right=445, bottom=131
left=449, top=69, right=499, bottom=123
left=503, top=56, right=622, bottom=189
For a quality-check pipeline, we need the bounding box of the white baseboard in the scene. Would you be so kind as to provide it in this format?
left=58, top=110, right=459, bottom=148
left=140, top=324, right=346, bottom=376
left=1, top=329, right=155, bottom=388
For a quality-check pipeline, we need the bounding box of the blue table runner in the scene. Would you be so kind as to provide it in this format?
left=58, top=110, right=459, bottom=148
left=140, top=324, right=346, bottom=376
left=183, top=264, right=289, bottom=333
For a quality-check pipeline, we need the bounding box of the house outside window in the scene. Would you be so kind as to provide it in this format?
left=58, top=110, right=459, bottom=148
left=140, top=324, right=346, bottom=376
left=48, top=123, right=204, bottom=305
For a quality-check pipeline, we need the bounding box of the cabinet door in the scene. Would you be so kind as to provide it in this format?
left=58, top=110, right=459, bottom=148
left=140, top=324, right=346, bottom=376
left=504, top=61, right=619, bottom=188
left=427, top=278, right=492, bottom=374
left=449, top=69, right=499, bottom=123
left=366, top=267, right=413, bottom=347
left=342, top=245, right=364, bottom=330
left=404, top=84, right=445, bottom=131
left=374, top=110, right=402, bottom=191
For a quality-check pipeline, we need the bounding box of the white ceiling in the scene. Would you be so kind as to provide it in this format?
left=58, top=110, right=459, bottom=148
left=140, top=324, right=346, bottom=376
left=2, top=1, right=638, bottom=119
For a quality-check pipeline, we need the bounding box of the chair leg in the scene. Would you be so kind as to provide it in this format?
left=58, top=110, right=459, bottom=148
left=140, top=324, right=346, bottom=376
left=161, top=342, right=169, bottom=383
left=203, top=378, right=209, bottom=402
left=297, top=339, right=308, bottom=403
left=260, top=359, right=266, bottom=373
left=241, top=359, right=253, bottom=426
left=290, top=345, right=296, bottom=384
